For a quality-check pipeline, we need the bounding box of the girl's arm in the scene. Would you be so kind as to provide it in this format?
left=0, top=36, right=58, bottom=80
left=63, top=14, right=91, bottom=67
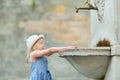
left=30, top=46, right=76, bottom=60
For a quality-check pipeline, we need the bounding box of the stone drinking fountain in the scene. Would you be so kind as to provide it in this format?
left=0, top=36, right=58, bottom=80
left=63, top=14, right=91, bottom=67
left=59, top=0, right=120, bottom=80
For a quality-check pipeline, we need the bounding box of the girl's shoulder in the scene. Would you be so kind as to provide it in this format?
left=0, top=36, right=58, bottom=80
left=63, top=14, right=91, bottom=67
left=30, top=50, right=43, bottom=62
left=30, top=50, right=38, bottom=62
left=30, top=50, right=41, bottom=56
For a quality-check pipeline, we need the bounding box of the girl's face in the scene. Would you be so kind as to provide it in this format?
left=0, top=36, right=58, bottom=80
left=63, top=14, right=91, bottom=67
left=33, top=38, right=45, bottom=50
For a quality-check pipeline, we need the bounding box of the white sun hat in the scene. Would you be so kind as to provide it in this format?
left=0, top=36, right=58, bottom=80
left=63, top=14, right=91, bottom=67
left=26, top=34, right=44, bottom=51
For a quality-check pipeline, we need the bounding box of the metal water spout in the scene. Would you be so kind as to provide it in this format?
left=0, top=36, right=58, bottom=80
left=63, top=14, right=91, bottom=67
left=75, top=0, right=97, bottom=13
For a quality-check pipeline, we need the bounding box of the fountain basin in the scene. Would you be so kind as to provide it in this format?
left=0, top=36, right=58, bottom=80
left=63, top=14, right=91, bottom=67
left=59, top=47, right=111, bottom=79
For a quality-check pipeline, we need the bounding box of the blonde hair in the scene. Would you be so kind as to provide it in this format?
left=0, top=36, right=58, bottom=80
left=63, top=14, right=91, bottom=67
left=25, top=48, right=34, bottom=64
left=25, top=37, right=43, bottom=63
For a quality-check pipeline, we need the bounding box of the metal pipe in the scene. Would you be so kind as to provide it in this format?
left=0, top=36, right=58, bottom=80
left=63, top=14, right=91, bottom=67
left=75, top=6, right=97, bottom=13
left=75, top=2, right=98, bottom=13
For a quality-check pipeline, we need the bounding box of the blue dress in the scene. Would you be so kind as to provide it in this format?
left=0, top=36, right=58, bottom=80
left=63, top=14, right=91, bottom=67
left=30, top=56, right=52, bottom=80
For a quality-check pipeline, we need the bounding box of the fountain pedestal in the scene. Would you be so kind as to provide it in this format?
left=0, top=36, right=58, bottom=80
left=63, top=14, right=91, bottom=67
left=105, top=45, right=120, bottom=80
left=59, top=0, right=120, bottom=79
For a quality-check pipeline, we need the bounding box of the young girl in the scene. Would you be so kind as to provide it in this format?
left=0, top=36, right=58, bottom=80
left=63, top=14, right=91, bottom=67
left=25, top=34, right=76, bottom=80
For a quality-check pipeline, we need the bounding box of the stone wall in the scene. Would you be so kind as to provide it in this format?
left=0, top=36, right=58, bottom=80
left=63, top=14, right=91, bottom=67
left=0, top=0, right=90, bottom=80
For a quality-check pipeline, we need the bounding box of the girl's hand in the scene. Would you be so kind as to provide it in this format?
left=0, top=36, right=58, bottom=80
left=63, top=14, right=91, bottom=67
left=57, top=46, right=77, bottom=52
left=66, top=46, right=77, bottom=49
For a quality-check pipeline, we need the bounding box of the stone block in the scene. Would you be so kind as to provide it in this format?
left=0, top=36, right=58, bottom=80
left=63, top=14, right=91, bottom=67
left=104, top=56, right=120, bottom=80
left=111, top=45, right=120, bottom=56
